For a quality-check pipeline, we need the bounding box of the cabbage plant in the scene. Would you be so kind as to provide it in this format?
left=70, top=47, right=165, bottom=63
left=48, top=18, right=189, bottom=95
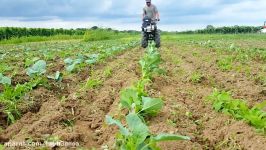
left=26, top=60, right=46, bottom=77
left=0, top=73, right=11, bottom=85
left=106, top=113, right=190, bottom=150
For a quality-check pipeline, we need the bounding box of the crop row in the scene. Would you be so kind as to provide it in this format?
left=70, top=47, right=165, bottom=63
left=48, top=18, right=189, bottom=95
left=208, top=89, right=266, bottom=134
left=106, top=43, right=190, bottom=150
left=0, top=39, right=136, bottom=74
left=0, top=40, right=138, bottom=125
left=191, top=40, right=266, bottom=62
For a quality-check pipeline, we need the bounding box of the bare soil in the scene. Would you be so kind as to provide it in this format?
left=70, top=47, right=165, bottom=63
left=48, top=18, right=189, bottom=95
left=0, top=47, right=143, bottom=149
left=146, top=43, right=266, bottom=150
left=1, top=41, right=266, bottom=150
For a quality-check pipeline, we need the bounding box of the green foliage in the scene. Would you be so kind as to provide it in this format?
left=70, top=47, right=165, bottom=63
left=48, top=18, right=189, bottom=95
left=85, top=78, right=103, bottom=89
left=139, top=45, right=163, bottom=79
left=120, top=88, right=163, bottom=116
left=85, top=54, right=99, bottom=64
left=0, top=73, right=11, bottom=85
left=208, top=90, right=266, bottom=133
left=63, top=42, right=138, bottom=73
left=83, top=28, right=134, bottom=42
left=255, top=74, right=266, bottom=87
left=0, top=77, right=48, bottom=124
left=178, top=25, right=262, bottom=34
left=103, top=67, right=113, bottom=78
left=152, top=133, right=191, bottom=142
left=0, top=63, right=12, bottom=73
left=24, top=57, right=40, bottom=67
left=83, top=29, right=117, bottom=41
left=106, top=113, right=190, bottom=150
left=64, top=53, right=98, bottom=72
left=217, top=57, right=233, bottom=71
left=64, top=57, right=82, bottom=72
left=0, top=27, right=86, bottom=42
left=189, top=72, right=203, bottom=83
left=0, top=35, right=83, bottom=44
left=141, top=97, right=163, bottom=116
left=0, top=144, right=4, bottom=150
left=0, top=38, right=139, bottom=128
left=134, top=79, right=150, bottom=96
left=26, top=60, right=47, bottom=77
left=116, top=43, right=164, bottom=150
left=61, top=119, right=75, bottom=127
left=163, top=34, right=266, bottom=63
left=47, top=71, right=63, bottom=82
left=119, top=43, right=163, bottom=118
left=120, top=88, right=139, bottom=110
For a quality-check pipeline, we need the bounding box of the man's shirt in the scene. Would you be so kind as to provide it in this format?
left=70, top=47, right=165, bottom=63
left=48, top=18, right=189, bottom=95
left=143, top=4, right=158, bottom=20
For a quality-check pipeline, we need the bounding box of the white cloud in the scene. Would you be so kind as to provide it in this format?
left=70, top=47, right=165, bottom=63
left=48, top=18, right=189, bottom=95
left=102, top=0, right=113, bottom=13
left=0, top=0, right=265, bottom=30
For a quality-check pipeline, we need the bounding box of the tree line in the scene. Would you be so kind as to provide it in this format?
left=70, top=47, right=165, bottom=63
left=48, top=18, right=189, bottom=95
left=198, top=25, right=262, bottom=34
left=0, top=27, right=87, bottom=41
left=1, top=25, right=262, bottom=41
left=179, top=25, right=263, bottom=34
left=179, top=25, right=262, bottom=34
left=0, top=26, right=141, bottom=41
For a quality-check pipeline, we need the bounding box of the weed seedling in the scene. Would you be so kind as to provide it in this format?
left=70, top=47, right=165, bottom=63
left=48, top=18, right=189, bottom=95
left=85, top=78, right=103, bottom=89
left=190, top=72, right=204, bottom=83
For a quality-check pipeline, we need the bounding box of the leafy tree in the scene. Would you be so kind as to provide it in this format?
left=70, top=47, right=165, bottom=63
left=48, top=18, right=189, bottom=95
left=0, top=27, right=88, bottom=41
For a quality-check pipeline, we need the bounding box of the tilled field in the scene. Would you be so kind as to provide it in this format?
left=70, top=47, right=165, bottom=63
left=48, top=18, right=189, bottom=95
left=147, top=41, right=266, bottom=149
left=0, top=35, right=266, bottom=150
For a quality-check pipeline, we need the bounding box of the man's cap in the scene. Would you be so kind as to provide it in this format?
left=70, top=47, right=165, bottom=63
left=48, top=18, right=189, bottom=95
left=146, top=0, right=151, bottom=2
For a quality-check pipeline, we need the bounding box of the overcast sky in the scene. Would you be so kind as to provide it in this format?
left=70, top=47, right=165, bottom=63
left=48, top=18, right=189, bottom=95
left=0, top=0, right=265, bottom=31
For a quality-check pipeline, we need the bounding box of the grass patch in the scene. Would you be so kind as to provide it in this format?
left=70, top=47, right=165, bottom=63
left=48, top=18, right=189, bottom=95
left=0, top=35, right=83, bottom=44
left=217, top=57, right=233, bottom=71
left=103, top=67, right=113, bottom=78
left=85, top=78, right=103, bottom=89
left=83, top=29, right=138, bottom=42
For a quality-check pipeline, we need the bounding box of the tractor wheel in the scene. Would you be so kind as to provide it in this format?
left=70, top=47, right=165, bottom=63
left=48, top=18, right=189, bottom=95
left=141, top=34, right=148, bottom=48
left=155, top=31, right=160, bottom=48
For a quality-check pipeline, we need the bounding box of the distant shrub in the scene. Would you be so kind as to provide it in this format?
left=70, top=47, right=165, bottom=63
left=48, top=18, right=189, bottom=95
left=83, top=29, right=118, bottom=41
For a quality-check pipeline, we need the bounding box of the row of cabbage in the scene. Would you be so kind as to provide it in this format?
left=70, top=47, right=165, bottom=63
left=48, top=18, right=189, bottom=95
left=0, top=41, right=138, bottom=124
left=106, top=43, right=190, bottom=150
left=0, top=40, right=135, bottom=75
